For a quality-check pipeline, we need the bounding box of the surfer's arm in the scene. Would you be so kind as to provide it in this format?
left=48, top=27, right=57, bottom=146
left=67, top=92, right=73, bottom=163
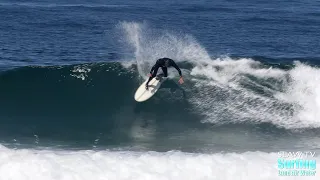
left=150, top=64, right=157, bottom=74
left=171, top=61, right=184, bottom=84
left=150, top=65, right=155, bottom=74
left=171, top=61, right=182, bottom=77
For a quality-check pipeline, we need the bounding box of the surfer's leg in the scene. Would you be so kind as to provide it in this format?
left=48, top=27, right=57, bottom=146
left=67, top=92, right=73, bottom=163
left=161, top=67, right=168, bottom=77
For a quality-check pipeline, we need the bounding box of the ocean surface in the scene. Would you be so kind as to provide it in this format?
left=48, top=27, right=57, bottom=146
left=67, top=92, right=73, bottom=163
left=0, top=0, right=320, bottom=179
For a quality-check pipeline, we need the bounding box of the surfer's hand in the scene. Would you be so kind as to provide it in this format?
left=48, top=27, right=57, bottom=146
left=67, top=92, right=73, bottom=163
left=178, top=76, right=184, bottom=84
left=148, top=73, right=152, bottom=77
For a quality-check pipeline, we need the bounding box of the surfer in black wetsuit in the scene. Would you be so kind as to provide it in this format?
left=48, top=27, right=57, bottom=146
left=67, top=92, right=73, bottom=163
left=146, top=57, right=184, bottom=89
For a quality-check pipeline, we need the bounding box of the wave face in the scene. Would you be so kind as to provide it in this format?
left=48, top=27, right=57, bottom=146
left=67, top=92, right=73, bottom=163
left=0, top=62, right=204, bottom=150
left=3, top=58, right=320, bottom=130
left=1, top=58, right=320, bottom=151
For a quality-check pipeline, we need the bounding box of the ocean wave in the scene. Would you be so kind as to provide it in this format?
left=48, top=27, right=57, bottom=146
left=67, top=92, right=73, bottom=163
left=0, top=58, right=320, bottom=131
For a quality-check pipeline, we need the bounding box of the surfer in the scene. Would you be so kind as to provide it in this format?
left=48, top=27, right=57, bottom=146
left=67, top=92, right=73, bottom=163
left=146, top=57, right=184, bottom=89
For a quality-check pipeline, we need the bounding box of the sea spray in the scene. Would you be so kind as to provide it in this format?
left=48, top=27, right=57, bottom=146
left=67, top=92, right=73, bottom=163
left=119, top=21, right=211, bottom=78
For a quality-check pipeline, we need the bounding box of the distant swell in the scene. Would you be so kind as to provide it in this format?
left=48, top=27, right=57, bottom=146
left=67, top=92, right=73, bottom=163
left=0, top=3, right=130, bottom=8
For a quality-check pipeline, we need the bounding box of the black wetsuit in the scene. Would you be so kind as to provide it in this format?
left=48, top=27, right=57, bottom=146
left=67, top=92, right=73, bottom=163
left=146, top=58, right=182, bottom=87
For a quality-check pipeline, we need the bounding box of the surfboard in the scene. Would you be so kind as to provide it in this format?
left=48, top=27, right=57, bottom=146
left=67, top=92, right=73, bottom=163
left=134, top=75, right=167, bottom=102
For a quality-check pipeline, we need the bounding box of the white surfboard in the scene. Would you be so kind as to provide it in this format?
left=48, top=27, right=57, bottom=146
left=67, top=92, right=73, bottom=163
left=134, top=75, right=167, bottom=102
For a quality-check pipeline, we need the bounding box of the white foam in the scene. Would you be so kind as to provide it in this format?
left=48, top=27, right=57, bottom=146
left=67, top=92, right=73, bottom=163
left=191, top=57, right=286, bottom=84
left=275, top=62, right=320, bottom=128
left=189, top=57, right=290, bottom=127
left=0, top=145, right=318, bottom=180
left=70, top=65, right=91, bottom=80
left=190, top=58, right=320, bottom=129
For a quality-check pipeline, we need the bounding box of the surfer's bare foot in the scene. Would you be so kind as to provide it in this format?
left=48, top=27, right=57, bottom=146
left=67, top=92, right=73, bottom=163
left=145, top=85, right=149, bottom=90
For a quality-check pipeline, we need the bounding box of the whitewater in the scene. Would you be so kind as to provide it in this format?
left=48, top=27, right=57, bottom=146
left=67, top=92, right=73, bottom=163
left=1, top=145, right=319, bottom=180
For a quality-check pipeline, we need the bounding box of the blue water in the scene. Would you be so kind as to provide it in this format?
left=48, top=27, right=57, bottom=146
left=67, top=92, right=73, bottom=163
left=0, top=1, right=320, bottom=179
left=1, top=0, right=319, bottom=70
